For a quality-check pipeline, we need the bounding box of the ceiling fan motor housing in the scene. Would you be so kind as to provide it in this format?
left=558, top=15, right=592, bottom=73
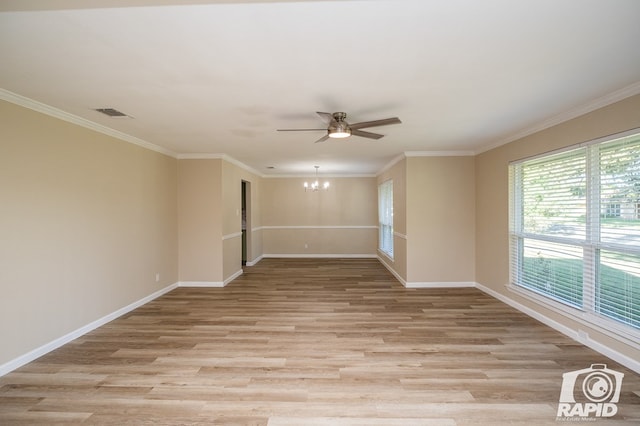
left=332, top=112, right=347, bottom=122
left=329, top=112, right=351, bottom=138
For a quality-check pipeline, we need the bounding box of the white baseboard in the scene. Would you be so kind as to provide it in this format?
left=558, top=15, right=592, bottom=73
left=263, top=253, right=377, bottom=259
left=406, top=281, right=476, bottom=288
left=179, top=281, right=224, bottom=287
left=224, top=269, right=243, bottom=285
left=376, top=255, right=406, bottom=286
left=0, top=282, right=179, bottom=377
left=376, top=256, right=474, bottom=288
left=246, top=255, right=263, bottom=266
left=475, top=282, right=578, bottom=337
left=178, top=269, right=243, bottom=288
left=475, top=282, right=640, bottom=374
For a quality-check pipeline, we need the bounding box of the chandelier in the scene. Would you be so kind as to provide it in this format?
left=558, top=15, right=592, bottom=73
left=304, top=166, right=330, bottom=191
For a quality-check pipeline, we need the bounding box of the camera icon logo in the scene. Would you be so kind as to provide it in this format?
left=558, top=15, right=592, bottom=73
left=557, top=364, right=624, bottom=418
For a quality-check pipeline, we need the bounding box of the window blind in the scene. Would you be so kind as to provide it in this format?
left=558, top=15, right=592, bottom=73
left=378, top=179, right=393, bottom=257
left=510, top=130, right=640, bottom=335
left=597, top=136, right=640, bottom=328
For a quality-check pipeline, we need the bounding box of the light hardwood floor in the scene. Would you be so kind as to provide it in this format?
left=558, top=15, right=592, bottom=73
left=1, top=258, right=638, bottom=425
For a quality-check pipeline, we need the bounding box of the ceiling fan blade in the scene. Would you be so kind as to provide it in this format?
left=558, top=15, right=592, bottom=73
left=316, top=112, right=335, bottom=123
left=277, top=128, right=326, bottom=132
left=351, top=129, right=384, bottom=140
left=314, top=134, right=330, bottom=143
left=349, top=117, right=401, bottom=130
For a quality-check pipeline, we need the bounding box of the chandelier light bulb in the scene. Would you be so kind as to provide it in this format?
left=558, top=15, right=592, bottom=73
left=303, top=166, right=329, bottom=192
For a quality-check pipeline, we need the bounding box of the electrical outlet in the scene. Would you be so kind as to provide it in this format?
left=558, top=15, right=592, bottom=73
left=155, top=273, right=160, bottom=282
left=304, top=243, right=308, bottom=249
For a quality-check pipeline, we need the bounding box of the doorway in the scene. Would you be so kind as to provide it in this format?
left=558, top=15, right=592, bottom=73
left=241, top=180, right=251, bottom=266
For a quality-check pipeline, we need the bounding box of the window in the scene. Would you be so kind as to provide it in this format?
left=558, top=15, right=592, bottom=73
left=510, top=130, right=640, bottom=338
left=378, top=179, right=393, bottom=258
left=604, top=203, right=621, bottom=218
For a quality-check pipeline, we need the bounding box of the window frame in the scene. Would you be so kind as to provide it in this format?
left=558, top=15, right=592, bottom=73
left=509, top=128, right=640, bottom=346
left=378, top=179, right=394, bottom=259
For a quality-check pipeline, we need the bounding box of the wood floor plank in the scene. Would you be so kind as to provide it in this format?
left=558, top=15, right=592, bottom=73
left=0, top=258, right=638, bottom=424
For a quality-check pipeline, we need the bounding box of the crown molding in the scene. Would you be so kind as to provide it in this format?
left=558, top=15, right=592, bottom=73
left=404, top=150, right=475, bottom=157
left=475, top=80, right=640, bottom=154
left=377, top=153, right=406, bottom=176
left=221, top=154, right=265, bottom=177
left=177, top=153, right=264, bottom=177
left=176, top=153, right=225, bottom=159
left=0, top=88, right=178, bottom=158
left=377, top=149, right=476, bottom=176
left=263, top=173, right=376, bottom=178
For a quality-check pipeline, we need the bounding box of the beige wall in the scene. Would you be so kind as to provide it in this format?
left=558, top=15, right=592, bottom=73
left=262, top=228, right=377, bottom=255
left=0, top=100, right=178, bottom=366
left=221, top=160, right=263, bottom=276
left=475, top=94, right=640, bottom=363
left=178, top=158, right=262, bottom=285
left=261, top=176, right=377, bottom=256
left=377, top=158, right=407, bottom=281
left=406, top=156, right=475, bottom=283
left=178, top=158, right=263, bottom=283
left=177, top=159, right=223, bottom=283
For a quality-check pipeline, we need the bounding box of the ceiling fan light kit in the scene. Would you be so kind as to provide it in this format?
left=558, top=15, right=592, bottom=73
left=328, top=112, right=351, bottom=138
left=278, top=111, right=401, bottom=143
left=328, top=125, right=351, bottom=138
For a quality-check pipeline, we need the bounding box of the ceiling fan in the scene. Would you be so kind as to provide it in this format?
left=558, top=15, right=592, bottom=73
left=278, top=112, right=401, bottom=143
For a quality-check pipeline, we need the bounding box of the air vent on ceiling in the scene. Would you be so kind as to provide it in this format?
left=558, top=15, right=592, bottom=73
left=94, top=108, right=130, bottom=118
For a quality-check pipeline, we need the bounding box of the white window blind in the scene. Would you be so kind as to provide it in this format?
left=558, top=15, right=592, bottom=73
left=510, top=130, right=640, bottom=337
left=378, top=179, right=393, bottom=258
left=596, top=136, right=640, bottom=328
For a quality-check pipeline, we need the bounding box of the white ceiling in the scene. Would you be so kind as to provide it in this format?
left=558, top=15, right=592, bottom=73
left=1, top=0, right=640, bottom=176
